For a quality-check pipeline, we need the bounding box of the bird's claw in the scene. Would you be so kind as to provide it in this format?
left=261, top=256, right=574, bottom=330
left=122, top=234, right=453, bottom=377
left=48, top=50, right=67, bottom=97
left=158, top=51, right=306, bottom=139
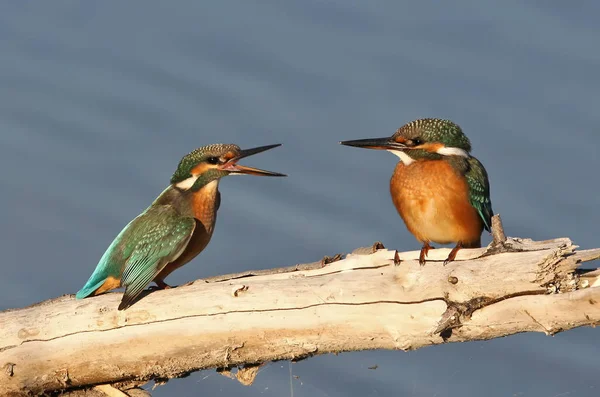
left=443, top=243, right=462, bottom=266
left=419, top=243, right=433, bottom=266
left=153, top=281, right=173, bottom=290
left=394, top=250, right=401, bottom=266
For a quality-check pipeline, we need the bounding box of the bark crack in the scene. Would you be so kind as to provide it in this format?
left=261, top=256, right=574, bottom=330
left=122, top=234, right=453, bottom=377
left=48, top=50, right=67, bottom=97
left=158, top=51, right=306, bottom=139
left=434, top=289, right=548, bottom=336
left=14, top=299, right=444, bottom=349
left=13, top=289, right=551, bottom=350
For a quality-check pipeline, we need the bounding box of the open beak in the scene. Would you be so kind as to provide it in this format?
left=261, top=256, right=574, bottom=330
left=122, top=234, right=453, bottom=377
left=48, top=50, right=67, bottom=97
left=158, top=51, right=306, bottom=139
left=339, top=137, right=407, bottom=151
left=220, top=144, right=287, bottom=177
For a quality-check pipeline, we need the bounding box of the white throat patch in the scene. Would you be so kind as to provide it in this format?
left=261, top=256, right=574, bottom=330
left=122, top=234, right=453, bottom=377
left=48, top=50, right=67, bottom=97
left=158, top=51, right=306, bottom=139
left=388, top=150, right=414, bottom=165
left=175, top=175, right=199, bottom=190
left=436, top=147, right=469, bottom=157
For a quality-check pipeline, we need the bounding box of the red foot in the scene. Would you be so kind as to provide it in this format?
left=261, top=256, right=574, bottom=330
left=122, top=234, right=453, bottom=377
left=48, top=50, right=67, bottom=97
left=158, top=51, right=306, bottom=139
left=443, top=242, right=463, bottom=265
left=154, top=280, right=172, bottom=289
left=419, top=242, right=433, bottom=266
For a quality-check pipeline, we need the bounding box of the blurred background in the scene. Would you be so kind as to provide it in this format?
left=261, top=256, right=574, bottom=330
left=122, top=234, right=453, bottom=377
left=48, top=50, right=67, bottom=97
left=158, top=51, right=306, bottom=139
left=1, top=1, right=599, bottom=396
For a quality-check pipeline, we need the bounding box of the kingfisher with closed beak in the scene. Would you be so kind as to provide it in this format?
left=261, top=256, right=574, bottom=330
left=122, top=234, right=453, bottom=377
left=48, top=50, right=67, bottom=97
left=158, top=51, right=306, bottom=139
left=76, top=143, right=285, bottom=310
left=340, top=118, right=493, bottom=265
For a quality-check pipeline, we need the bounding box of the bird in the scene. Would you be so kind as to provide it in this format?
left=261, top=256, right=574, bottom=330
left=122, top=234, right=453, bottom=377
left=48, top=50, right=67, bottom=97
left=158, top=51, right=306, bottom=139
left=76, top=143, right=286, bottom=310
left=340, top=118, right=493, bottom=265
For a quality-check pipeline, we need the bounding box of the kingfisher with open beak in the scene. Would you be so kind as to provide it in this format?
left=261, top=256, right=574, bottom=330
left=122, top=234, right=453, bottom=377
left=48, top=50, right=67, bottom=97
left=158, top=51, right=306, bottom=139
left=76, top=143, right=285, bottom=310
left=340, top=118, right=493, bottom=265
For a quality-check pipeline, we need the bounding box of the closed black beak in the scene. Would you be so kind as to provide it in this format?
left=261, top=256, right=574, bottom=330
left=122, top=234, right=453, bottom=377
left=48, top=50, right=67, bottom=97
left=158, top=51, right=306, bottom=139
left=339, top=137, right=407, bottom=151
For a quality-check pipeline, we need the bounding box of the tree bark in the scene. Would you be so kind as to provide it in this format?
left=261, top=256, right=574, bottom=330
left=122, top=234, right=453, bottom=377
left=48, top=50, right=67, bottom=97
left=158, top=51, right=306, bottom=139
left=1, top=218, right=599, bottom=396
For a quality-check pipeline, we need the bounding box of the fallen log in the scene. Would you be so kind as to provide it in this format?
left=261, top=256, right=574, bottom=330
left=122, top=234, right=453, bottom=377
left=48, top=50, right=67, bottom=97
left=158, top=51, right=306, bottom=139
left=1, top=216, right=599, bottom=396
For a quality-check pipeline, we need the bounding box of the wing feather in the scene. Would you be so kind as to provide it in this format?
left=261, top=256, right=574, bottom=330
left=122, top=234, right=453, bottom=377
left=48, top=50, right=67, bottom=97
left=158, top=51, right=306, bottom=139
left=116, top=206, right=196, bottom=310
left=465, top=156, right=494, bottom=232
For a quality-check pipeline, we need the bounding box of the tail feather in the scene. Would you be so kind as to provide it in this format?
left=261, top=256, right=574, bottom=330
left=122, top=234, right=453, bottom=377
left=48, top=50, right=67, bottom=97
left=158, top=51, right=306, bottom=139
left=75, top=278, right=106, bottom=299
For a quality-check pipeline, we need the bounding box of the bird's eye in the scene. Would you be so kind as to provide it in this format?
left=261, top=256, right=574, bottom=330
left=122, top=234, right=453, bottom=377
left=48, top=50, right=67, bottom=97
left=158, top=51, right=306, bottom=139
left=411, top=138, right=423, bottom=146
left=206, top=157, right=220, bottom=165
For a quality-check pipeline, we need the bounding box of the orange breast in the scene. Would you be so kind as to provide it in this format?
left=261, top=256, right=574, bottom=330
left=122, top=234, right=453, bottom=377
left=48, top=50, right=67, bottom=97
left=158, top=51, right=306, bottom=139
left=154, top=181, right=220, bottom=282
left=390, top=159, right=483, bottom=247
left=190, top=181, right=219, bottom=232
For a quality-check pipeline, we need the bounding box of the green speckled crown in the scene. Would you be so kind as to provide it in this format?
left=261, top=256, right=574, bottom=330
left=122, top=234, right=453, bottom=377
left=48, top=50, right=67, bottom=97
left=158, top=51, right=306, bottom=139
left=395, top=118, right=472, bottom=152
left=170, top=144, right=240, bottom=184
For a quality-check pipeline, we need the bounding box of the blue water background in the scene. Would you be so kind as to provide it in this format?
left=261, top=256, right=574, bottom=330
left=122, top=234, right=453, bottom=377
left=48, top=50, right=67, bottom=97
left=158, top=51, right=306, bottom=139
left=1, top=2, right=599, bottom=396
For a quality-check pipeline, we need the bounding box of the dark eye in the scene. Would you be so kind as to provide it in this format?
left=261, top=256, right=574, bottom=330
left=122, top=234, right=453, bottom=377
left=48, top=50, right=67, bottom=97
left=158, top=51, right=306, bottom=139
left=206, top=157, right=219, bottom=165
left=411, top=138, right=423, bottom=146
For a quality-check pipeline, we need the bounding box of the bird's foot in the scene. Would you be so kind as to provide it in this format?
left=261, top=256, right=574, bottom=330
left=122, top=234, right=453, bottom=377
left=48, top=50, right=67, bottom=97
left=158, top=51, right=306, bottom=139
left=153, top=280, right=173, bottom=290
left=419, top=242, right=433, bottom=266
left=394, top=250, right=401, bottom=266
left=443, top=243, right=462, bottom=266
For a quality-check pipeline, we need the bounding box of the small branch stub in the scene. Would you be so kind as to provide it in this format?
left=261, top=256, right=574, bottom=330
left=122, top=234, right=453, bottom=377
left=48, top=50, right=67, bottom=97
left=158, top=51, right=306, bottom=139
left=491, top=214, right=507, bottom=246
left=433, top=306, right=461, bottom=335
left=4, top=363, right=15, bottom=377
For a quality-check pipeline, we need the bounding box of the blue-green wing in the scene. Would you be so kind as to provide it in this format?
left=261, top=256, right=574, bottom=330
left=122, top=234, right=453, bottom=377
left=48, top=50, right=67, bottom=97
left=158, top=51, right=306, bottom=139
left=117, top=207, right=196, bottom=310
left=466, top=156, right=493, bottom=232
left=76, top=205, right=195, bottom=309
left=76, top=216, right=142, bottom=300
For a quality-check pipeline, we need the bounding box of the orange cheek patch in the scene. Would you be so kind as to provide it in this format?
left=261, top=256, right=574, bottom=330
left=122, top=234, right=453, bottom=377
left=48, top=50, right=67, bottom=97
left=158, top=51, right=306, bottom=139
left=415, top=142, right=444, bottom=153
left=191, top=163, right=212, bottom=175
left=394, top=137, right=407, bottom=144
left=223, top=151, right=237, bottom=161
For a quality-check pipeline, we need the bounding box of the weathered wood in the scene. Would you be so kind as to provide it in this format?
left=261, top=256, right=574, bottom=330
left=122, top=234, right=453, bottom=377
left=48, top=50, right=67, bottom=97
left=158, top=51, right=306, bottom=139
left=1, top=221, right=599, bottom=396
